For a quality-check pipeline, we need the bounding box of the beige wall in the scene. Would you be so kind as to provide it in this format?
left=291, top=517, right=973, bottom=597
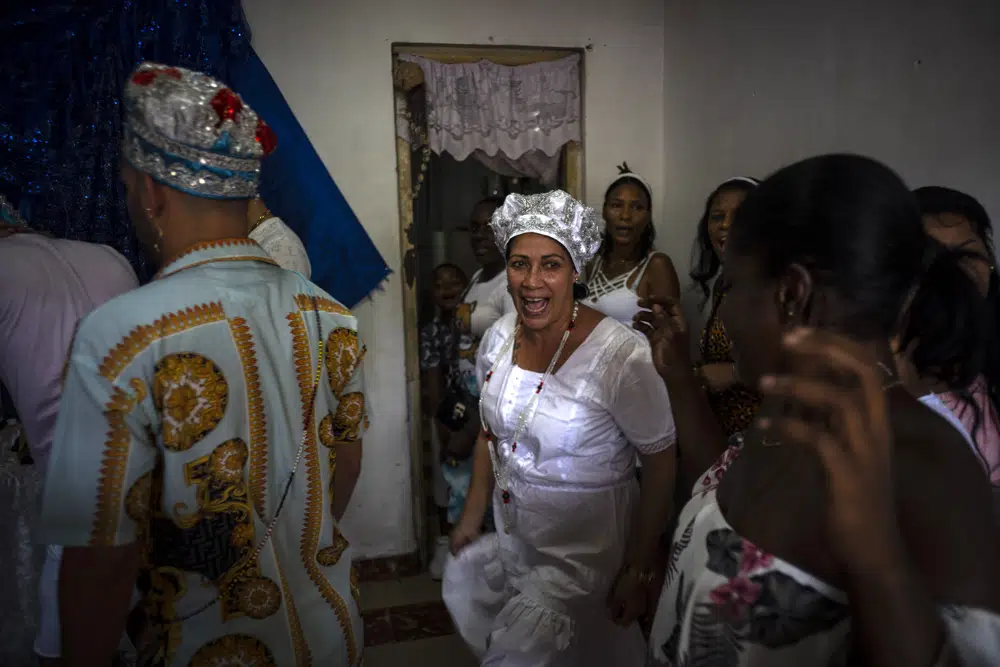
left=243, top=0, right=669, bottom=557
left=662, top=0, right=1000, bottom=280
left=244, top=0, right=999, bottom=557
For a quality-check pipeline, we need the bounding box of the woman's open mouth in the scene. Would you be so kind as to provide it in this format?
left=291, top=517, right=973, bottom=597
left=520, top=296, right=549, bottom=318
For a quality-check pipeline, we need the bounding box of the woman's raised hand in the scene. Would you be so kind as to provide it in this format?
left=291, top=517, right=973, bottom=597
left=634, top=296, right=692, bottom=377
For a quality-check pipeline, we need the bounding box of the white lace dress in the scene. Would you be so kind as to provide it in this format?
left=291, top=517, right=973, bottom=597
left=443, top=314, right=676, bottom=666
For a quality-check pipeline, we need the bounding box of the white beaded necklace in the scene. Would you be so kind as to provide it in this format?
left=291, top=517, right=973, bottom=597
left=479, top=302, right=579, bottom=531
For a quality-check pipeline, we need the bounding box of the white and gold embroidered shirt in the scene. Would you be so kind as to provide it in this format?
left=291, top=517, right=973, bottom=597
left=40, top=238, right=367, bottom=667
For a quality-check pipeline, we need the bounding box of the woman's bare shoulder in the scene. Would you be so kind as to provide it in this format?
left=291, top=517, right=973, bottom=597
left=638, top=252, right=680, bottom=298
left=890, top=391, right=1000, bottom=610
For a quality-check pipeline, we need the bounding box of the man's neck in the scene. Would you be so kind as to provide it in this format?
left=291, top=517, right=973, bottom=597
left=158, top=231, right=247, bottom=268
left=157, top=209, right=249, bottom=269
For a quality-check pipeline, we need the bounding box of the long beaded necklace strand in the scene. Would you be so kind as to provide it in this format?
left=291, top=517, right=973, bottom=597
left=162, top=295, right=326, bottom=625
left=479, top=302, right=579, bottom=531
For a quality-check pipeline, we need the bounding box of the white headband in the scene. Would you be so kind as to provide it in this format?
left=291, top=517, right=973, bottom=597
left=607, top=162, right=653, bottom=203
left=720, top=176, right=759, bottom=188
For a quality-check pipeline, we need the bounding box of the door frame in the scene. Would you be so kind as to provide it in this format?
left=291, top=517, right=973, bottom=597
left=391, top=44, right=585, bottom=563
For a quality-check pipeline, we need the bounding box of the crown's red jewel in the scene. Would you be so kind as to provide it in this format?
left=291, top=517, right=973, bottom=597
left=132, top=70, right=157, bottom=86
left=210, top=89, right=243, bottom=125
left=162, top=67, right=183, bottom=79
left=255, top=119, right=278, bottom=155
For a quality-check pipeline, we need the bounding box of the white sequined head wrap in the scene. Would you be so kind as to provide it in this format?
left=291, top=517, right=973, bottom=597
left=490, top=190, right=604, bottom=274
left=122, top=62, right=277, bottom=200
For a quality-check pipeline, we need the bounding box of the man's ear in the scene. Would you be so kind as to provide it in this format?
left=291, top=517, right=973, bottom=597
left=141, top=172, right=167, bottom=220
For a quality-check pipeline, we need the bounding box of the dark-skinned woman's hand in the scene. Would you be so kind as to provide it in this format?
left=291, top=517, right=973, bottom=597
left=633, top=296, right=692, bottom=378
left=755, top=327, right=905, bottom=568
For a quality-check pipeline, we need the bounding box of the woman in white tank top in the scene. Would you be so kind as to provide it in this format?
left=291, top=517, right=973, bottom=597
left=586, top=163, right=679, bottom=324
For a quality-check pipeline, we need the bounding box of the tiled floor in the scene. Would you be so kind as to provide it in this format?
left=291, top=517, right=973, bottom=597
left=359, top=571, right=478, bottom=666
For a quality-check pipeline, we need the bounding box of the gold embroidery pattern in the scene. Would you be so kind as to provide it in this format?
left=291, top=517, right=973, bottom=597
left=157, top=255, right=279, bottom=280
left=294, top=293, right=352, bottom=317
left=154, top=238, right=261, bottom=279
left=229, top=317, right=268, bottom=519
left=316, top=529, right=350, bottom=567
left=124, top=470, right=153, bottom=526
left=92, top=377, right=148, bottom=545
left=289, top=311, right=358, bottom=665
left=173, top=438, right=281, bottom=622
left=98, top=303, right=227, bottom=382
left=153, top=353, right=229, bottom=452
left=142, top=567, right=188, bottom=664
left=349, top=565, right=361, bottom=612
left=235, top=576, right=282, bottom=619
left=276, top=558, right=312, bottom=667
left=188, top=633, right=277, bottom=667
left=332, top=393, right=366, bottom=445
left=324, top=328, right=364, bottom=397
left=318, top=413, right=336, bottom=448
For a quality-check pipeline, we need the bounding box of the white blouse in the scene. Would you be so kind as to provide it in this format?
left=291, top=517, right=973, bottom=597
left=477, top=313, right=675, bottom=489
left=586, top=251, right=665, bottom=325
left=249, top=216, right=311, bottom=277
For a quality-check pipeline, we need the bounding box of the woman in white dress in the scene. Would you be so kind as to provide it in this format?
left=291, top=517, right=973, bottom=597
left=443, top=190, right=678, bottom=666
left=247, top=197, right=312, bottom=276
left=587, top=163, right=679, bottom=325
left=639, top=155, right=1000, bottom=666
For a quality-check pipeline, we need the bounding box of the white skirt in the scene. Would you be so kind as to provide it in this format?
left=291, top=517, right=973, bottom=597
left=443, top=476, right=646, bottom=666
left=0, top=443, right=46, bottom=664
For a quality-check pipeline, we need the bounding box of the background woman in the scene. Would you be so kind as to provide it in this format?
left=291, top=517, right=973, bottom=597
left=443, top=191, right=676, bottom=666
left=898, top=186, right=1000, bottom=509
left=642, top=154, right=1000, bottom=666
left=247, top=196, right=312, bottom=276
left=587, top=163, right=679, bottom=323
left=427, top=197, right=514, bottom=575
left=688, top=177, right=761, bottom=437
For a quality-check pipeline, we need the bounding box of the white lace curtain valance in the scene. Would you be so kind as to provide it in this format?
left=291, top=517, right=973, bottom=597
left=397, top=53, right=582, bottom=163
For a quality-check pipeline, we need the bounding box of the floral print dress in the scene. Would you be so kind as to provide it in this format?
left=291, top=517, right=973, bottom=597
left=647, top=435, right=1000, bottom=667
left=648, top=436, right=852, bottom=666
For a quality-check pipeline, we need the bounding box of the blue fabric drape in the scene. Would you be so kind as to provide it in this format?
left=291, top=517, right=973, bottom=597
left=0, top=1, right=389, bottom=305
left=230, top=49, right=391, bottom=306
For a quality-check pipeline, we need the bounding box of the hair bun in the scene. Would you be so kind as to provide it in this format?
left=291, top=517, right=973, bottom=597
left=617, top=162, right=631, bottom=175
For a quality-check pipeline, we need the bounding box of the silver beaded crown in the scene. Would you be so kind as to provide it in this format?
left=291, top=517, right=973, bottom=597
left=490, top=190, right=604, bottom=273
left=122, top=62, right=277, bottom=200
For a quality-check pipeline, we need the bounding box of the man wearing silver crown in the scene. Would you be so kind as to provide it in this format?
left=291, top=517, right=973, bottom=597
left=40, top=63, right=366, bottom=666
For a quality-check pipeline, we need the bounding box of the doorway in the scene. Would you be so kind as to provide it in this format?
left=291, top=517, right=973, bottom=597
left=390, top=44, right=585, bottom=566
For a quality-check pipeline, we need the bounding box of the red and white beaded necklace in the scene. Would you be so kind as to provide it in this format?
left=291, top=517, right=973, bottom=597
left=479, top=302, right=579, bottom=530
